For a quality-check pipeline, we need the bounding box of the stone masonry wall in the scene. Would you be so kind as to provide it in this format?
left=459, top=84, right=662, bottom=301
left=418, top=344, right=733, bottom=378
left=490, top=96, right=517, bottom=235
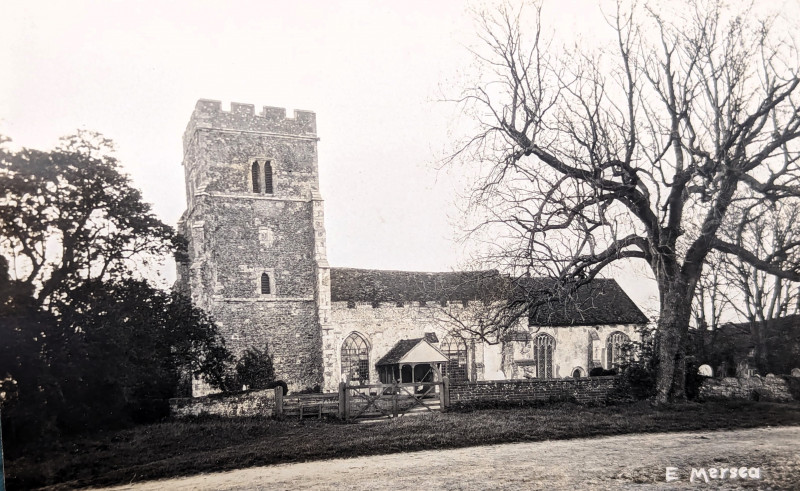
left=699, top=375, right=794, bottom=402
left=324, top=299, right=641, bottom=393
left=178, top=100, right=325, bottom=393
left=500, top=324, right=641, bottom=380
left=324, top=301, right=469, bottom=391
left=170, top=389, right=276, bottom=418
left=448, top=376, right=619, bottom=406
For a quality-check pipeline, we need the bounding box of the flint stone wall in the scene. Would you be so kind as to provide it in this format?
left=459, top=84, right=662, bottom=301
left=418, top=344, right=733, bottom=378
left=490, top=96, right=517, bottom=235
left=449, top=376, right=619, bottom=406
left=178, top=100, right=325, bottom=393
left=699, top=375, right=794, bottom=402
left=170, top=389, right=276, bottom=418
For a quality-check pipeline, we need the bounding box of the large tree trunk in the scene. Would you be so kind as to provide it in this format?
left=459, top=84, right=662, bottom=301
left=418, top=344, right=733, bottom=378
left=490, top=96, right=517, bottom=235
left=669, top=348, right=687, bottom=402
left=654, top=281, right=694, bottom=405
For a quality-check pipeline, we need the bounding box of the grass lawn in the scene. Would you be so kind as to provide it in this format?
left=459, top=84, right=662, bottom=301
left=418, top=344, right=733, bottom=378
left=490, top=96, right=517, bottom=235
left=6, top=400, right=800, bottom=490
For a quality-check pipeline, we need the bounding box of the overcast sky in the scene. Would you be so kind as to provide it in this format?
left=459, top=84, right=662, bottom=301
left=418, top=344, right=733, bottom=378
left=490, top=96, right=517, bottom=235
left=11, top=0, right=793, bottom=315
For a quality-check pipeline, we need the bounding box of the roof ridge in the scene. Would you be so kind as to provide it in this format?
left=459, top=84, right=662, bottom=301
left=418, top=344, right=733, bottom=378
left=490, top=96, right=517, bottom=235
left=330, top=266, right=500, bottom=275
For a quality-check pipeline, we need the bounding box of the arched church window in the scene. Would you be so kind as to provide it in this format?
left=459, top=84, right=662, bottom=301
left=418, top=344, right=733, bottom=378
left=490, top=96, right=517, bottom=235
left=260, top=273, right=271, bottom=294
left=251, top=161, right=261, bottom=193
left=441, top=336, right=468, bottom=382
left=533, top=333, right=555, bottom=378
left=341, top=332, right=369, bottom=384
left=264, top=161, right=274, bottom=194
left=606, top=332, right=630, bottom=368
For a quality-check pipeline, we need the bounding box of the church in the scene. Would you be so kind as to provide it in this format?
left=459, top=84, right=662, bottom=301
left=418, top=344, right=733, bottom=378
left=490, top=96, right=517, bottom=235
left=175, top=100, right=648, bottom=395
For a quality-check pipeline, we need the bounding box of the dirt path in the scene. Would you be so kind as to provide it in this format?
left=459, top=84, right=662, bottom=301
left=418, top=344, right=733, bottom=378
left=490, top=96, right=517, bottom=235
left=100, top=426, right=800, bottom=490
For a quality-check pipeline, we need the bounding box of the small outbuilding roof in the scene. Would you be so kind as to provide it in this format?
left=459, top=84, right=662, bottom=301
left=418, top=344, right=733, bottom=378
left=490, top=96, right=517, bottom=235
left=376, top=338, right=449, bottom=366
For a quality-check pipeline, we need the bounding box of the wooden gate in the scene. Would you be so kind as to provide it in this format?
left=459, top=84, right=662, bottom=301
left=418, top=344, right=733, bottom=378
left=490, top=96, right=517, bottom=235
left=280, top=392, right=340, bottom=419
left=340, top=378, right=449, bottom=420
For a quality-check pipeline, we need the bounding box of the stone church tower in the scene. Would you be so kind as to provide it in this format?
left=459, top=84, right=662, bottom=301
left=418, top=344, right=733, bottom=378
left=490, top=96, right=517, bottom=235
left=176, top=100, right=330, bottom=393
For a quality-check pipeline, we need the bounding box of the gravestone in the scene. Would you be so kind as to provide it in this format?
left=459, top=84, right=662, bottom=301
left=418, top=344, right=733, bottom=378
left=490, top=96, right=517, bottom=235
left=697, top=364, right=713, bottom=377
left=791, top=368, right=800, bottom=377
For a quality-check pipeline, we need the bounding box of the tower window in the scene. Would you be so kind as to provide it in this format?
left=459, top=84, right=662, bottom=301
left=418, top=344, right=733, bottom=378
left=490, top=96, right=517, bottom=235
left=260, top=273, right=271, bottom=294
left=264, top=161, right=274, bottom=194
left=251, top=161, right=261, bottom=193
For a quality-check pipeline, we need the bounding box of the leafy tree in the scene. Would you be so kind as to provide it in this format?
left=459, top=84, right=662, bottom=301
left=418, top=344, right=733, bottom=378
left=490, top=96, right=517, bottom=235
left=0, top=256, right=61, bottom=443
left=0, top=131, right=174, bottom=306
left=449, top=1, right=800, bottom=403
left=0, top=133, right=230, bottom=446
left=49, top=279, right=231, bottom=429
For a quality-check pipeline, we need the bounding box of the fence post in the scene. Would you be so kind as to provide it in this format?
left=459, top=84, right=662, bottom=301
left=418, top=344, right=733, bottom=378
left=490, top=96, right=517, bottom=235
left=392, top=382, right=399, bottom=418
left=338, top=382, right=346, bottom=419
left=345, top=383, right=350, bottom=420
left=274, top=386, right=283, bottom=419
left=441, top=376, right=450, bottom=408
left=1, top=408, right=5, bottom=491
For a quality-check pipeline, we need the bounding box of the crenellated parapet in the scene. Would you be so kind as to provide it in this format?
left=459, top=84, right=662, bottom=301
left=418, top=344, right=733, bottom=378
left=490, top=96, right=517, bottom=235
left=183, top=99, right=317, bottom=152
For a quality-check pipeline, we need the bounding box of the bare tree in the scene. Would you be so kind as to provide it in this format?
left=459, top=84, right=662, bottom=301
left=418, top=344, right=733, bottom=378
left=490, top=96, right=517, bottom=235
left=448, top=1, right=800, bottom=403
left=691, top=251, right=730, bottom=361
left=719, top=199, right=800, bottom=371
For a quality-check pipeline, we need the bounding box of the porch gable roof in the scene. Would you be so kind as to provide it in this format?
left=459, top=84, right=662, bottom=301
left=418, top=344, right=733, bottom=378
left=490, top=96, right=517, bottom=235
left=376, top=338, right=449, bottom=366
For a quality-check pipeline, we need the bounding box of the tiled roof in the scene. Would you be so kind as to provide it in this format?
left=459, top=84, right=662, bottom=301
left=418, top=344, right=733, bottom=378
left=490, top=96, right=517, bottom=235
left=330, top=268, right=507, bottom=303
left=423, top=332, right=438, bottom=343
left=517, top=278, right=650, bottom=326
left=375, top=338, right=424, bottom=366
left=329, top=267, right=648, bottom=326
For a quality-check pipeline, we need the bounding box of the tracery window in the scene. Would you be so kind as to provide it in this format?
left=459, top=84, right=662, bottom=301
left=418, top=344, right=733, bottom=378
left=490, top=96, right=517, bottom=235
left=606, top=332, right=630, bottom=368
left=341, top=332, right=370, bottom=384
left=441, top=336, right=468, bottom=382
left=533, top=333, right=555, bottom=379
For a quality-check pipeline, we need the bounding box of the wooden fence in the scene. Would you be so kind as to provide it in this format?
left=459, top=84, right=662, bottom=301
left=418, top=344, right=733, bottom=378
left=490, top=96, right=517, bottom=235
left=279, top=391, right=340, bottom=419
left=340, top=379, right=449, bottom=420
left=254, top=376, right=619, bottom=420
left=272, top=378, right=450, bottom=420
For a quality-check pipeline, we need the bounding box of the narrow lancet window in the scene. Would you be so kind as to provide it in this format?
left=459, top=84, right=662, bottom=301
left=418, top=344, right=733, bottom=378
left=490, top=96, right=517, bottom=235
left=260, top=273, right=271, bottom=294
left=251, top=161, right=261, bottom=193
left=264, top=161, right=273, bottom=194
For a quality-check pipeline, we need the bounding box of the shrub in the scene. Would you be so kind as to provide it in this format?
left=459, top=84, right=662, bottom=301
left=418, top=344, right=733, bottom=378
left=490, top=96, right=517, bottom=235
left=234, top=345, right=275, bottom=390
left=266, top=380, right=288, bottom=396
left=781, top=375, right=800, bottom=401
left=589, top=367, right=617, bottom=376
left=609, top=325, right=658, bottom=402
left=297, top=385, right=321, bottom=394
left=684, top=358, right=706, bottom=401
left=615, top=365, right=657, bottom=401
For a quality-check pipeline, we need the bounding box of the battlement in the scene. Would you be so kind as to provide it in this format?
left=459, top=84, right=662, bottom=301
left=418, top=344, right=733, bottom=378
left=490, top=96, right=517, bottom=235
left=183, top=99, right=317, bottom=152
